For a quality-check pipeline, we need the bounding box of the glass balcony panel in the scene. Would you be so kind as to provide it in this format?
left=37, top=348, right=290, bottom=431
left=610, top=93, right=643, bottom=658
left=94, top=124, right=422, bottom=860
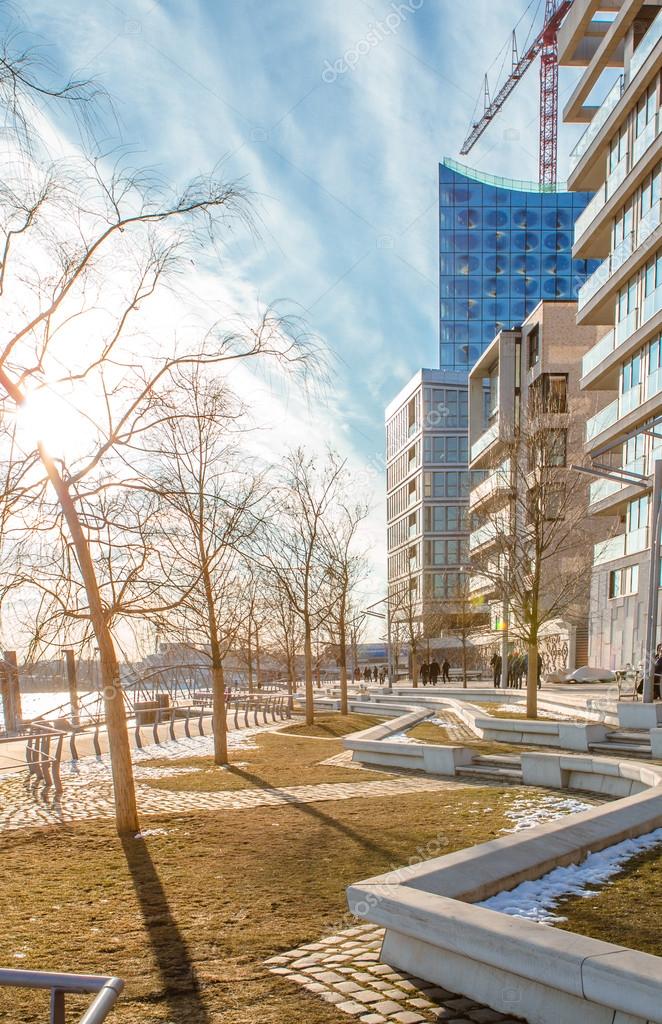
left=470, top=420, right=499, bottom=462
left=606, top=155, right=628, bottom=199
left=643, top=282, right=662, bottom=324
left=582, top=329, right=615, bottom=377
left=638, top=199, right=662, bottom=247
left=619, top=383, right=642, bottom=416
left=589, top=476, right=622, bottom=505
left=615, top=308, right=639, bottom=347
left=632, top=113, right=659, bottom=167
left=586, top=398, right=619, bottom=441
left=570, top=76, right=624, bottom=170
left=578, top=232, right=635, bottom=310
left=626, top=526, right=649, bottom=555
left=574, top=185, right=606, bottom=244
left=647, top=366, right=662, bottom=401
left=469, top=458, right=510, bottom=505
left=594, top=533, right=626, bottom=565
left=630, top=9, right=662, bottom=83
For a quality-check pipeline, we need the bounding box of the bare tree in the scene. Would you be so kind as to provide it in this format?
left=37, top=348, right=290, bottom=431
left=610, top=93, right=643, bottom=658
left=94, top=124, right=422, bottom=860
left=320, top=496, right=369, bottom=714
left=390, top=568, right=424, bottom=687
left=0, top=35, right=315, bottom=831
left=470, top=391, right=596, bottom=717
left=262, top=449, right=346, bottom=725
left=426, top=574, right=479, bottom=688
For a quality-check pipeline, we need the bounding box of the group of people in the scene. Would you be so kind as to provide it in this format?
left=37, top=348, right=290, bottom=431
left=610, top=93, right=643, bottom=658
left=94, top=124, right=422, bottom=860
left=419, top=658, right=450, bottom=685
left=490, top=649, right=544, bottom=689
left=354, top=665, right=387, bottom=684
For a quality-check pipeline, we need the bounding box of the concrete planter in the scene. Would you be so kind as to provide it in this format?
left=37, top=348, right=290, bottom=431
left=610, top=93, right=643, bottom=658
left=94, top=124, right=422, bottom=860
left=617, top=702, right=662, bottom=729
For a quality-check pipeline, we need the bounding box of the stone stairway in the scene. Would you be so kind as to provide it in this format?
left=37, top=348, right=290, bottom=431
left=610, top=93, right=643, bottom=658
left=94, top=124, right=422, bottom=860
left=589, top=728, right=652, bottom=758
left=456, top=753, right=523, bottom=783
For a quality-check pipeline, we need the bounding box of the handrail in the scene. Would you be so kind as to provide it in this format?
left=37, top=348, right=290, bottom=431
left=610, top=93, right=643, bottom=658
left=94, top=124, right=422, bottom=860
left=0, top=968, right=123, bottom=1024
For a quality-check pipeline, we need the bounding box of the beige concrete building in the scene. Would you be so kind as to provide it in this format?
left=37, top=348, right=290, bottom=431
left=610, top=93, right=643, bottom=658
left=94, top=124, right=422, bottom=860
left=468, top=300, right=614, bottom=674
left=560, top=0, right=662, bottom=668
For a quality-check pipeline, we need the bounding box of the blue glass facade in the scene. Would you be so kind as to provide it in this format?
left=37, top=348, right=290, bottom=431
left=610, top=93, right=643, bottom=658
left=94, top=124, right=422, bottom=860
left=439, top=159, right=599, bottom=371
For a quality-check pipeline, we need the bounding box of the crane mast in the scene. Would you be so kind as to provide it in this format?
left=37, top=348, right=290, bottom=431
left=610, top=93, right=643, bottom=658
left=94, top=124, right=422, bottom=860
left=460, top=0, right=574, bottom=187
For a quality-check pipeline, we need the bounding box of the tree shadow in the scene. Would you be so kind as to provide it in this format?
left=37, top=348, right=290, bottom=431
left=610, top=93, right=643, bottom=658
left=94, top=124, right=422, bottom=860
left=227, top=765, right=402, bottom=862
left=121, top=836, right=210, bottom=1024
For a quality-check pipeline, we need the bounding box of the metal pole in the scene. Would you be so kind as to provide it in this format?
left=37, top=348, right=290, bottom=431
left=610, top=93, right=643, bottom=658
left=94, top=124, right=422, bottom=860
left=64, top=649, right=80, bottom=726
left=386, top=600, right=394, bottom=691
left=3, top=651, right=21, bottom=733
left=644, top=459, right=662, bottom=703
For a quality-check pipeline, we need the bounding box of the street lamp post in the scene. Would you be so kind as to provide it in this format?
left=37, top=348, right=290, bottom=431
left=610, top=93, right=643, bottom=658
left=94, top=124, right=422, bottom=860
left=363, top=596, right=394, bottom=691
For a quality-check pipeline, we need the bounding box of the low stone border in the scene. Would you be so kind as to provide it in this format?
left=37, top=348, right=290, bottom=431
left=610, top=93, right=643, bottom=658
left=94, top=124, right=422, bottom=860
left=341, top=703, right=662, bottom=1024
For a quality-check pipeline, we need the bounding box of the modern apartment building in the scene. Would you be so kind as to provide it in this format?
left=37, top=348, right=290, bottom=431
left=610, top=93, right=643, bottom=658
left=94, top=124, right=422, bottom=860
left=559, top=0, right=662, bottom=668
left=467, top=301, right=613, bottom=674
left=385, top=162, right=598, bottom=637
left=385, top=369, right=471, bottom=617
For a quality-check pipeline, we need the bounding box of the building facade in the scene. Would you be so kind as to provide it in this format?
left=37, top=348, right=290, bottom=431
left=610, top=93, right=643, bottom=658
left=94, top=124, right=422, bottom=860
left=467, top=300, right=613, bottom=675
left=559, top=0, right=662, bottom=668
left=384, top=164, right=599, bottom=641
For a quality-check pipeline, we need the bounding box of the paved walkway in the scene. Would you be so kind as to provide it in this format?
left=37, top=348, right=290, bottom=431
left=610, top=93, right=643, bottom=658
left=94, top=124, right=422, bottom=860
left=0, top=726, right=465, bottom=834
left=267, top=923, right=525, bottom=1024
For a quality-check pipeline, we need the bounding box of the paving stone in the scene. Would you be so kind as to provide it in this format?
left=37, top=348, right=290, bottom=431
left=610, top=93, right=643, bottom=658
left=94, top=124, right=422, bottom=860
left=425, top=987, right=458, bottom=1000
left=359, top=1016, right=387, bottom=1024
left=382, top=988, right=409, bottom=999
left=317, top=971, right=346, bottom=984
left=320, top=991, right=346, bottom=1004
left=468, top=1011, right=506, bottom=1023
left=408, top=997, right=435, bottom=1008
left=373, top=1000, right=404, bottom=1014
left=391, top=1013, right=426, bottom=1024
left=337, top=1000, right=369, bottom=1015
left=335, top=981, right=362, bottom=994
left=447, top=999, right=479, bottom=1012
left=354, top=990, right=384, bottom=1004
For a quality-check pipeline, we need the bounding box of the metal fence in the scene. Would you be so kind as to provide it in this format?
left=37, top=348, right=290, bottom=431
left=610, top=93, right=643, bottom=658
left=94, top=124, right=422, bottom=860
left=0, top=968, right=123, bottom=1024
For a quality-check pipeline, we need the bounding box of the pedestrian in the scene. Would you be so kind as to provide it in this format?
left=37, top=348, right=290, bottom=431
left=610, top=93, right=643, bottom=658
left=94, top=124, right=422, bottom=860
left=419, top=661, right=429, bottom=686
left=507, top=651, right=515, bottom=688
left=429, top=658, right=440, bottom=686
left=354, top=666, right=361, bottom=682
left=519, top=652, right=528, bottom=690
left=372, top=666, right=379, bottom=682
left=441, top=658, right=451, bottom=684
left=654, top=644, right=662, bottom=700
left=537, top=650, right=544, bottom=690
left=490, top=651, right=502, bottom=688
left=363, top=666, right=371, bottom=684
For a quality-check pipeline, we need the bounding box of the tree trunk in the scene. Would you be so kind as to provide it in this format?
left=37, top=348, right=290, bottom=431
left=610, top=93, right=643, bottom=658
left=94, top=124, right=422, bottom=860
left=255, top=625, right=261, bottom=691
left=339, top=605, right=348, bottom=716
left=462, top=638, right=468, bottom=688
left=211, top=657, right=228, bottom=764
left=411, top=646, right=418, bottom=687
left=39, top=446, right=139, bottom=835
left=304, top=618, right=314, bottom=726
left=246, top=619, right=253, bottom=694
left=527, top=640, right=538, bottom=719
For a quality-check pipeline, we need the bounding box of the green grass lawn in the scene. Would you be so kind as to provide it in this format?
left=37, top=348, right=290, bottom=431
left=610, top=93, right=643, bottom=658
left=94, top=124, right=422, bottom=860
left=0, top=763, right=530, bottom=1023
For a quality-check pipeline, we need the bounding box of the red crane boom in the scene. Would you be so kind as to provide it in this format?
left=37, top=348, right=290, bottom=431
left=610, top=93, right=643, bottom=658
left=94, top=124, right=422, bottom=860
left=460, top=0, right=574, bottom=187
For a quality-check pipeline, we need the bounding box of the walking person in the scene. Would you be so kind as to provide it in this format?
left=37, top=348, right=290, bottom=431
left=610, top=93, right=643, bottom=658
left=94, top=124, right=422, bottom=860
left=519, top=652, right=528, bottom=690
left=441, top=658, right=451, bottom=684
left=363, top=666, right=371, bottom=684
left=490, top=651, right=502, bottom=688
left=537, top=650, right=544, bottom=690
left=419, top=661, right=429, bottom=686
left=429, top=658, right=440, bottom=686
left=372, top=665, right=379, bottom=682
left=507, top=650, right=515, bottom=688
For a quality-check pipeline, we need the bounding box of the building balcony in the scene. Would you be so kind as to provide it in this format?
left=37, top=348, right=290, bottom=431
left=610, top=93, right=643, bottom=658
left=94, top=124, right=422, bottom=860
left=593, top=527, right=649, bottom=568
left=577, top=199, right=662, bottom=322
left=586, top=397, right=619, bottom=442
left=469, top=511, right=510, bottom=554
left=588, top=456, right=647, bottom=514
left=470, top=419, right=499, bottom=463
left=629, top=8, right=662, bottom=84
left=469, top=573, right=495, bottom=598
left=569, top=75, right=624, bottom=173
left=581, top=286, right=662, bottom=388
left=468, top=459, right=510, bottom=509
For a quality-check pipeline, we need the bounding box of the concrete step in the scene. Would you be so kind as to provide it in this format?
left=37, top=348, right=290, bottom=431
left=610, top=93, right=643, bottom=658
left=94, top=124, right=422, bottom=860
left=607, top=730, right=649, bottom=742
left=473, top=754, right=522, bottom=767
left=456, top=765, right=523, bottom=782
left=589, top=742, right=651, bottom=757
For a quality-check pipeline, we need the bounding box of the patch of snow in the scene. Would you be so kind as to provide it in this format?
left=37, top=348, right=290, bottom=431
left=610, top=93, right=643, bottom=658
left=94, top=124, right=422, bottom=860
left=502, top=794, right=593, bottom=833
left=133, top=828, right=171, bottom=839
left=479, top=827, right=662, bottom=922
left=495, top=703, right=575, bottom=721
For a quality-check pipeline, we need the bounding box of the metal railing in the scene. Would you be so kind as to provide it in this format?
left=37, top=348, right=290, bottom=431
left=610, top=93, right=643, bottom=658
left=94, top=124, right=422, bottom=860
left=570, top=75, right=624, bottom=171
left=0, top=968, right=123, bottom=1024
left=629, top=8, right=662, bottom=83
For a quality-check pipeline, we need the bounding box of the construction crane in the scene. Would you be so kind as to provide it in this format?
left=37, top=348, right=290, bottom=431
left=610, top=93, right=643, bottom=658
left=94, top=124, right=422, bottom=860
left=460, top=0, right=574, bottom=187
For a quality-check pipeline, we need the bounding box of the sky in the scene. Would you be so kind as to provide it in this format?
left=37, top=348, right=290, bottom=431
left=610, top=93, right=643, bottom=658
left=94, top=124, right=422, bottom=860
left=7, top=0, right=597, bottom=629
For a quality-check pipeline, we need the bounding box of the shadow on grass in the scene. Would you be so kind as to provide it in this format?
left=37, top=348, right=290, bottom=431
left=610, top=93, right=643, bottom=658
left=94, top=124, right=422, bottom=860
left=121, top=836, right=210, bottom=1024
left=227, top=765, right=402, bottom=861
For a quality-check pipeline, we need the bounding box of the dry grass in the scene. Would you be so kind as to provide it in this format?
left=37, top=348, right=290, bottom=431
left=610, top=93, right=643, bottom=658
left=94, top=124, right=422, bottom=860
left=408, top=721, right=532, bottom=757
left=555, top=845, right=662, bottom=956
left=139, top=727, right=389, bottom=794
left=279, top=713, right=385, bottom=738
left=0, top=774, right=529, bottom=1023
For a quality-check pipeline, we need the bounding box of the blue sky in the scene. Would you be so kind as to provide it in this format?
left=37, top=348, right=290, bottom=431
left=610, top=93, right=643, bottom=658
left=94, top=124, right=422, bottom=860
left=11, top=0, right=593, bottom=602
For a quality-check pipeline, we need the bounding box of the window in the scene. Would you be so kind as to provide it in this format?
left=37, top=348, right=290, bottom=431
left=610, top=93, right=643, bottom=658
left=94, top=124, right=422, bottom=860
left=528, top=324, right=540, bottom=368
left=545, top=429, right=567, bottom=467
left=545, top=485, right=566, bottom=520
left=609, top=564, right=639, bottom=599
left=628, top=495, right=649, bottom=532
left=424, top=505, right=467, bottom=532
left=621, top=351, right=641, bottom=394
left=534, top=373, right=568, bottom=413
left=423, top=434, right=468, bottom=465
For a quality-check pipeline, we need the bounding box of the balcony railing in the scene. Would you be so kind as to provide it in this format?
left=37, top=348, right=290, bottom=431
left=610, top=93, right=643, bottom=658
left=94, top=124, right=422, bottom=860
left=470, top=419, right=499, bottom=462
left=594, top=533, right=626, bottom=566
left=633, top=113, right=660, bottom=168
left=586, top=398, right=619, bottom=441
left=573, top=186, right=607, bottom=244
left=643, top=281, right=662, bottom=324
left=578, top=230, right=634, bottom=309
left=570, top=75, right=624, bottom=171
left=581, top=281, right=662, bottom=380
left=606, top=154, right=629, bottom=200
left=630, top=8, right=662, bottom=83
left=627, top=525, right=649, bottom=555
left=638, top=197, right=662, bottom=247
left=582, top=328, right=615, bottom=377
left=469, top=458, right=510, bottom=506
left=620, top=382, right=643, bottom=417
left=588, top=456, right=647, bottom=507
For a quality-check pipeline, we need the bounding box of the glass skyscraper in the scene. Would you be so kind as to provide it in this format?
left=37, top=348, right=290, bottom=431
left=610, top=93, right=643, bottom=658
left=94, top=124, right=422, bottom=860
left=439, top=158, right=598, bottom=371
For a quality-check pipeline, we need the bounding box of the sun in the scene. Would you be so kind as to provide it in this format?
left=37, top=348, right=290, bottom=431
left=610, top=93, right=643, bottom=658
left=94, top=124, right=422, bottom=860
left=16, top=384, right=96, bottom=462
